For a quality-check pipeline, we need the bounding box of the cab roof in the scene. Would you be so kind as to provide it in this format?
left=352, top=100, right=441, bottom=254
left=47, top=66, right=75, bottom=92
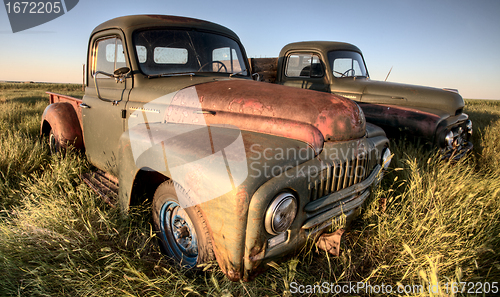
left=91, top=15, right=241, bottom=41
left=279, top=41, right=363, bottom=56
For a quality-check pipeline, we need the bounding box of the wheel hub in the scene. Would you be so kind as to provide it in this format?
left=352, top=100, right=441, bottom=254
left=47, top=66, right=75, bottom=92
left=160, top=201, right=199, bottom=263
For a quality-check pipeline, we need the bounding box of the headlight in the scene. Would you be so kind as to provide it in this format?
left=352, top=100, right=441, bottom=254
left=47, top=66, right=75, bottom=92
left=265, top=193, right=297, bottom=235
left=466, top=120, right=473, bottom=135
left=466, top=120, right=472, bottom=130
left=381, top=148, right=392, bottom=170
left=445, top=131, right=454, bottom=148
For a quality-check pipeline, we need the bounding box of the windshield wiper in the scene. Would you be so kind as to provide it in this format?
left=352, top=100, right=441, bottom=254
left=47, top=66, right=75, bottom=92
left=146, top=72, right=196, bottom=79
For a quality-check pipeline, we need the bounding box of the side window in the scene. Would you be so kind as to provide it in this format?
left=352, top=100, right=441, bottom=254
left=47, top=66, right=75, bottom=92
left=92, top=37, right=126, bottom=77
left=285, top=53, right=323, bottom=78
left=115, top=39, right=126, bottom=69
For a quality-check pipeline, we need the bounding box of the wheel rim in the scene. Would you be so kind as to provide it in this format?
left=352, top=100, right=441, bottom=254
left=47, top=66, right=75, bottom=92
left=159, top=201, right=198, bottom=267
left=49, top=133, right=58, bottom=154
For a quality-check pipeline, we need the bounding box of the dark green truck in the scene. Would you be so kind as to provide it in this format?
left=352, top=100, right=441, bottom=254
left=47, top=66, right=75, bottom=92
left=251, top=41, right=473, bottom=160
left=40, top=16, right=390, bottom=281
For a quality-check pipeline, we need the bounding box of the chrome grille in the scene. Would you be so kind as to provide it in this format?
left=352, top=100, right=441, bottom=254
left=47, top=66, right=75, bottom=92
left=308, top=153, right=372, bottom=201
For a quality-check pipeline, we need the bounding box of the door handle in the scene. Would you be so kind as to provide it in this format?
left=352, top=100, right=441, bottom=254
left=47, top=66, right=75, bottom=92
left=80, top=103, right=91, bottom=109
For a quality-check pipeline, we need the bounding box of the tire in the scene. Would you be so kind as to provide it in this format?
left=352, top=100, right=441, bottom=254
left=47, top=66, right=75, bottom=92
left=152, top=180, right=214, bottom=267
left=48, top=129, right=62, bottom=154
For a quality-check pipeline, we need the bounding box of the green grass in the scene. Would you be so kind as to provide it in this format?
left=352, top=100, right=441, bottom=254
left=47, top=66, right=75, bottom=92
left=0, top=83, right=499, bottom=296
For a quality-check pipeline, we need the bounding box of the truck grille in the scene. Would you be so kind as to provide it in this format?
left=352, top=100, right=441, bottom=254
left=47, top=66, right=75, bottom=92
left=308, top=153, right=372, bottom=201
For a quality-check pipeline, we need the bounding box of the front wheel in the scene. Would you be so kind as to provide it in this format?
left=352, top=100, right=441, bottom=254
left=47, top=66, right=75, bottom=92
left=152, top=181, right=214, bottom=267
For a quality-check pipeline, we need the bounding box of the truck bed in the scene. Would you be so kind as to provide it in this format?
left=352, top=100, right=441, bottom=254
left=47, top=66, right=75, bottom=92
left=46, top=92, right=83, bottom=128
left=249, top=58, right=278, bottom=83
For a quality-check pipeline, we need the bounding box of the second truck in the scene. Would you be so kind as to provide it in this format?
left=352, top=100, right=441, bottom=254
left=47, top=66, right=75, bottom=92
left=251, top=41, right=473, bottom=160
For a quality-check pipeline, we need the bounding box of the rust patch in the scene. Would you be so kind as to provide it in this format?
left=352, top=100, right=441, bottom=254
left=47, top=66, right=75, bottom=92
left=228, top=98, right=269, bottom=115
left=248, top=244, right=265, bottom=262
left=225, top=269, right=242, bottom=282
left=235, top=186, right=249, bottom=220
left=379, top=197, right=387, bottom=212
left=316, top=228, right=345, bottom=256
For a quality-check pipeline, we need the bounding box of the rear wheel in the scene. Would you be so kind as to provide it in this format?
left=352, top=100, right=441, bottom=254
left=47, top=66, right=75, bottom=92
left=48, top=129, right=62, bottom=154
left=152, top=181, right=214, bottom=267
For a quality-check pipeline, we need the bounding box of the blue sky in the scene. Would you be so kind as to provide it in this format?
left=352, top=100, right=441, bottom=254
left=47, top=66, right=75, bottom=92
left=1, top=0, right=499, bottom=99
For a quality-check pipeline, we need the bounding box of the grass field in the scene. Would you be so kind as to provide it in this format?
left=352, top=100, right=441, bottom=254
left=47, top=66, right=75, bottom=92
left=0, top=83, right=499, bottom=296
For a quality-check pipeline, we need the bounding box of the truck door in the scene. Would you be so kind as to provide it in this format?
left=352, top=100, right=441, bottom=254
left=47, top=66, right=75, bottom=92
left=82, top=33, right=131, bottom=175
left=280, top=53, right=329, bottom=92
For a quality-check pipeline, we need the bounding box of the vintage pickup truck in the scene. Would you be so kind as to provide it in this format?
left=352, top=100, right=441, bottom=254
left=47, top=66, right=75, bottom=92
left=40, top=15, right=390, bottom=281
left=251, top=41, right=473, bottom=160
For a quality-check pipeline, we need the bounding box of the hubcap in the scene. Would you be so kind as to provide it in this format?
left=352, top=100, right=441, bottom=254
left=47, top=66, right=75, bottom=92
left=159, top=201, right=198, bottom=266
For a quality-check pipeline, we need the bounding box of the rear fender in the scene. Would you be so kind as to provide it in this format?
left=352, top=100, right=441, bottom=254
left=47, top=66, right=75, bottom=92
left=40, top=102, right=84, bottom=151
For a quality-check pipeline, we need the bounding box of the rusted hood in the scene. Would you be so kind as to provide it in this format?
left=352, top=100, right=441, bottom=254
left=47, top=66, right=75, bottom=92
left=167, top=79, right=365, bottom=154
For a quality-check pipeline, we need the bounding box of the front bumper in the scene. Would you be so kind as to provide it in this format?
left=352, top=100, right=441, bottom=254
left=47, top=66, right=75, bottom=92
left=262, top=164, right=382, bottom=259
left=439, top=117, right=473, bottom=161
left=442, top=141, right=473, bottom=161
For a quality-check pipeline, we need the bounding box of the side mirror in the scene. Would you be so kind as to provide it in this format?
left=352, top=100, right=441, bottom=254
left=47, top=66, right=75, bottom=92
left=113, top=67, right=131, bottom=84
left=114, top=67, right=130, bottom=77
left=93, top=67, right=131, bottom=100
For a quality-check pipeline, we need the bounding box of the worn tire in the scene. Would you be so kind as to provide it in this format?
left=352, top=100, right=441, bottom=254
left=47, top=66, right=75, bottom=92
left=48, top=128, right=62, bottom=155
left=152, top=180, right=214, bottom=267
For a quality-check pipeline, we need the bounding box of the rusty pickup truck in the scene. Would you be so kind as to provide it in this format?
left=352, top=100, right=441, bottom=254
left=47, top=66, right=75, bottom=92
left=251, top=41, right=473, bottom=160
left=40, top=15, right=390, bottom=281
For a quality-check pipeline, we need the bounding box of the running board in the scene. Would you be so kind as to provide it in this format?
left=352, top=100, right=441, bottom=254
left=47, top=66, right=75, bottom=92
left=81, top=170, right=119, bottom=207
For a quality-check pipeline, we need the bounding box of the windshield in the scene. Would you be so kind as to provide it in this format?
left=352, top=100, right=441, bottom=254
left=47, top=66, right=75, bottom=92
left=328, top=51, right=368, bottom=78
left=133, top=29, right=248, bottom=76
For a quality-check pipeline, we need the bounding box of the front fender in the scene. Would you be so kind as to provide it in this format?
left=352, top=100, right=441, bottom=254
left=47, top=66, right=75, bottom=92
left=358, top=102, right=442, bottom=141
left=40, top=103, right=84, bottom=151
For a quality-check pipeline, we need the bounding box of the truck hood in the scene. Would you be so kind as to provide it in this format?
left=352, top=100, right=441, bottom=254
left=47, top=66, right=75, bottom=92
left=166, top=79, right=366, bottom=154
left=332, top=78, right=465, bottom=116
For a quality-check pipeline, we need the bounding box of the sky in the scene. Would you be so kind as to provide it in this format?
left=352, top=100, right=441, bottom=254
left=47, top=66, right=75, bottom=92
left=1, top=0, right=499, bottom=100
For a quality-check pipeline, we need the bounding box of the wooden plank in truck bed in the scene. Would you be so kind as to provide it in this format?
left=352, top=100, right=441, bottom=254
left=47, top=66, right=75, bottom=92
left=249, top=58, right=278, bottom=83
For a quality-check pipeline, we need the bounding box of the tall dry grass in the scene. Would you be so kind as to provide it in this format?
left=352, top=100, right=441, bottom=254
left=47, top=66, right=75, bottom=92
left=0, top=83, right=498, bottom=296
